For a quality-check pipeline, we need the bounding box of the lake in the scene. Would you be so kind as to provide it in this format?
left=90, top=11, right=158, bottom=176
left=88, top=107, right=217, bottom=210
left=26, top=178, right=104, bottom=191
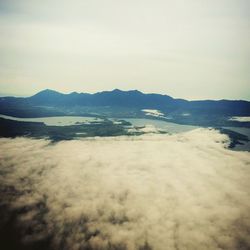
left=118, top=118, right=199, bottom=133
left=0, top=114, right=103, bottom=126
left=1, top=114, right=249, bottom=150
left=224, top=127, right=250, bottom=151
left=0, top=114, right=198, bottom=132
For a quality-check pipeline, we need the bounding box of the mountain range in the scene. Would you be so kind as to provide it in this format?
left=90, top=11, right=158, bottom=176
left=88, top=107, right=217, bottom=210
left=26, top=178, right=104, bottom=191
left=0, top=89, right=250, bottom=127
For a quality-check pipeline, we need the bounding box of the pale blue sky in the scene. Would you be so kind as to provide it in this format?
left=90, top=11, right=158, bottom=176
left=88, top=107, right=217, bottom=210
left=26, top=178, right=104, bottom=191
left=0, top=0, right=249, bottom=100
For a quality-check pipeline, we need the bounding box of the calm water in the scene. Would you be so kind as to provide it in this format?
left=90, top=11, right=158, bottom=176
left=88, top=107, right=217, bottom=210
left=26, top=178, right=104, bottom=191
left=0, top=114, right=198, bottom=132
left=119, top=118, right=250, bottom=151
left=0, top=114, right=103, bottom=126
left=120, top=118, right=199, bottom=133
left=1, top=114, right=249, bottom=150
left=224, top=127, right=250, bottom=151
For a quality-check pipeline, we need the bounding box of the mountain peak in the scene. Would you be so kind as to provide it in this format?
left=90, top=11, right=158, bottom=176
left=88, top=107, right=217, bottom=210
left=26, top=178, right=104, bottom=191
left=112, top=88, right=123, bottom=93
left=69, top=91, right=79, bottom=95
left=32, top=89, right=62, bottom=96
left=40, top=89, right=60, bottom=94
left=128, top=89, right=142, bottom=94
left=111, top=89, right=142, bottom=94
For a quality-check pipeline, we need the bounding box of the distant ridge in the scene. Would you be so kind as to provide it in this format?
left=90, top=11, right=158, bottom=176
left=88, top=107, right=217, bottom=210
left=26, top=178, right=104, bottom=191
left=29, top=89, right=249, bottom=102
left=26, top=89, right=176, bottom=109
left=0, top=89, right=250, bottom=121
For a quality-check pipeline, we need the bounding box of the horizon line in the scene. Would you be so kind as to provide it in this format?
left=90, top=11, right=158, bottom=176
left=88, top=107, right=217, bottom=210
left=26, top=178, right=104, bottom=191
left=0, top=88, right=249, bottom=102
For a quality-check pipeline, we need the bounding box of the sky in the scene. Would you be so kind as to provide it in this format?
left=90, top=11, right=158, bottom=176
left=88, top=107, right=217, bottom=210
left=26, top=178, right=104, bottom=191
left=0, top=0, right=249, bottom=100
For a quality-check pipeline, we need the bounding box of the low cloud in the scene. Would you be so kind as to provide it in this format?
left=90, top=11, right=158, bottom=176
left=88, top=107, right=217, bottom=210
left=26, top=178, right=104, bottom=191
left=0, top=128, right=250, bottom=250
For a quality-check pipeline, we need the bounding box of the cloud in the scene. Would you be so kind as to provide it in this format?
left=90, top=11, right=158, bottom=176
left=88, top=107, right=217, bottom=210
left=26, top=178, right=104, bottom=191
left=0, top=128, right=250, bottom=250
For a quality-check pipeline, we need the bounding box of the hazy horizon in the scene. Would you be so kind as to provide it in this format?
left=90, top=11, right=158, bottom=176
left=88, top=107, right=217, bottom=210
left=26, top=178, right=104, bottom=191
left=1, top=87, right=250, bottom=101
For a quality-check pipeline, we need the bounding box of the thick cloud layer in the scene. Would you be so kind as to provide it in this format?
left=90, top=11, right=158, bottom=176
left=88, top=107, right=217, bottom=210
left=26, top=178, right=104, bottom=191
left=0, top=128, right=250, bottom=250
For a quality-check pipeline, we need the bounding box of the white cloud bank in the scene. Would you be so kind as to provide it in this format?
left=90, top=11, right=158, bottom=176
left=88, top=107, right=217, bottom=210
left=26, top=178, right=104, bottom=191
left=229, top=116, right=250, bottom=122
left=141, top=109, right=165, bottom=118
left=0, top=128, right=250, bottom=250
